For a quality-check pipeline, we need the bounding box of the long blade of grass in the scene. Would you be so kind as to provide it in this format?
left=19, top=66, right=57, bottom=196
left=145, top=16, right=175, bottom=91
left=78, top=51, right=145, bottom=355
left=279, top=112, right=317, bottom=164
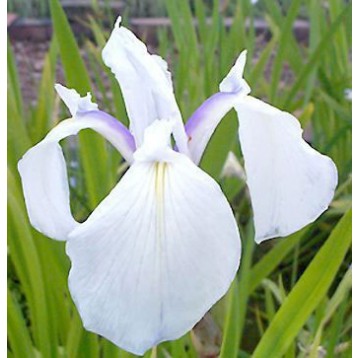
left=220, top=223, right=255, bottom=357
left=50, top=0, right=111, bottom=210
left=7, top=37, right=23, bottom=116
left=309, top=266, right=351, bottom=357
left=248, top=227, right=309, bottom=294
left=7, top=42, right=32, bottom=165
left=219, top=279, right=240, bottom=358
left=284, top=3, right=351, bottom=108
left=252, top=209, right=351, bottom=357
left=8, top=169, right=56, bottom=357
left=7, top=288, right=35, bottom=358
left=31, top=38, right=58, bottom=142
left=49, top=0, right=91, bottom=93
left=268, top=0, right=301, bottom=104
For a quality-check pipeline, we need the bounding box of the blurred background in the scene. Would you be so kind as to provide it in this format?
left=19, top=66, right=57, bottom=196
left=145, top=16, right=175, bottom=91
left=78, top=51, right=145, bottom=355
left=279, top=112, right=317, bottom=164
left=8, top=0, right=351, bottom=357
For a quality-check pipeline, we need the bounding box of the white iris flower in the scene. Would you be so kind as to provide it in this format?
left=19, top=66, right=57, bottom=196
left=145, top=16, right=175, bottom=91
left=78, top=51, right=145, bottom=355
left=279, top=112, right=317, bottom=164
left=18, top=17, right=337, bottom=355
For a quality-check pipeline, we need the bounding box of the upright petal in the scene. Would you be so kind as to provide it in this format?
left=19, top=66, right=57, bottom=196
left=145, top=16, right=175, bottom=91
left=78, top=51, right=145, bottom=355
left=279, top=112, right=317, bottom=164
left=66, top=121, right=241, bottom=354
left=185, top=51, right=250, bottom=164
left=102, top=17, right=189, bottom=155
left=236, top=96, right=338, bottom=243
left=18, top=86, right=135, bottom=241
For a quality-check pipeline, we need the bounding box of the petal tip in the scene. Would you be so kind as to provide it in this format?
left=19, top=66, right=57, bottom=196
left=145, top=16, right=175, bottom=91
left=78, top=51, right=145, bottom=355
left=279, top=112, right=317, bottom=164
left=238, top=49, right=248, bottom=64
left=55, top=84, right=97, bottom=116
left=115, top=15, right=122, bottom=29
left=219, top=51, right=251, bottom=95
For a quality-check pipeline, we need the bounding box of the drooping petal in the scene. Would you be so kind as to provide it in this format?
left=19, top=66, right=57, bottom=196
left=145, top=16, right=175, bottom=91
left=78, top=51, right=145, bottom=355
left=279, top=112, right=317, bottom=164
left=66, top=120, right=241, bottom=355
left=185, top=51, right=250, bottom=164
left=18, top=86, right=136, bottom=241
left=185, top=51, right=337, bottom=242
left=102, top=17, right=189, bottom=155
left=236, top=96, right=338, bottom=242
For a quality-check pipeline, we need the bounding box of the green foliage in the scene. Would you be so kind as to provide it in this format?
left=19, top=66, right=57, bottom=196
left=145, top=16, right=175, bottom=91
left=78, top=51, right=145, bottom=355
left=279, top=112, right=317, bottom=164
left=8, top=0, right=351, bottom=357
left=8, top=0, right=50, bottom=18
left=252, top=209, right=351, bottom=357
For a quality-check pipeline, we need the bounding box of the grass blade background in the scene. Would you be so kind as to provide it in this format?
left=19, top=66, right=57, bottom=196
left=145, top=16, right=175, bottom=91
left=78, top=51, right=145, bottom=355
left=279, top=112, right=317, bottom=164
left=50, top=0, right=113, bottom=210
left=252, top=209, right=351, bottom=357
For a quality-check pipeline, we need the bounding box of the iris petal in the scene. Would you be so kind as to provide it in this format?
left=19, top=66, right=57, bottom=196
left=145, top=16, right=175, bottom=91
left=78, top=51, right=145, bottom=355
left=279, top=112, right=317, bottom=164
left=185, top=51, right=250, bottom=164
left=185, top=51, right=337, bottom=242
left=66, top=121, right=241, bottom=354
left=186, top=92, right=241, bottom=164
left=18, top=86, right=135, bottom=241
left=102, top=17, right=189, bottom=155
left=236, top=96, right=338, bottom=242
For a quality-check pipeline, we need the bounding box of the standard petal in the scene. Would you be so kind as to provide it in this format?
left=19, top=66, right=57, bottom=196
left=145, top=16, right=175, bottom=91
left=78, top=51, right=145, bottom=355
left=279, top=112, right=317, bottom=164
left=66, top=123, right=241, bottom=355
left=102, top=17, right=189, bottom=155
left=185, top=51, right=250, bottom=164
left=236, top=96, right=338, bottom=243
left=18, top=89, right=136, bottom=241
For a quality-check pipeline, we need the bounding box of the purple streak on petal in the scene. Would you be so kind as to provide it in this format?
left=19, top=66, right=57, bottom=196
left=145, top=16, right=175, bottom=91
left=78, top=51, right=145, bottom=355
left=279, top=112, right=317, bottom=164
left=94, top=110, right=136, bottom=151
left=79, top=110, right=136, bottom=163
left=185, top=92, right=239, bottom=164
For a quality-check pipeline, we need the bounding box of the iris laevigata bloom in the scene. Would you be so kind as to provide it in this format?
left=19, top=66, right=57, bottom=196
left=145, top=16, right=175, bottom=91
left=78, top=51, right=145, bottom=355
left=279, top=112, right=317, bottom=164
left=18, top=17, right=338, bottom=355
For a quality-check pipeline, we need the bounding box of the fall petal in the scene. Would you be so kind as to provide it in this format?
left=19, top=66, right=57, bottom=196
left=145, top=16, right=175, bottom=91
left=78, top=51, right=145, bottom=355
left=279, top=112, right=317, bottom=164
left=66, top=121, right=241, bottom=354
left=18, top=87, right=135, bottom=241
left=236, top=96, right=338, bottom=242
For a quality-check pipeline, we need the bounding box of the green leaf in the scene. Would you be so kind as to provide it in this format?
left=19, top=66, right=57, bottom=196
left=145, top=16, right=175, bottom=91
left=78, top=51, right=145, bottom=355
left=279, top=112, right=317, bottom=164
left=7, top=288, right=35, bottom=358
left=49, top=0, right=91, bottom=93
left=284, top=3, right=352, bottom=108
left=200, top=113, right=238, bottom=180
left=7, top=41, right=31, bottom=165
left=7, top=37, right=23, bottom=117
left=50, top=0, right=112, bottom=209
left=252, top=209, right=352, bottom=357
left=31, top=38, right=58, bottom=142
left=309, top=266, right=352, bottom=358
left=66, top=312, right=84, bottom=358
left=268, top=0, right=302, bottom=104
left=8, top=169, right=56, bottom=357
left=248, top=228, right=308, bottom=294
left=220, top=224, right=255, bottom=357
left=219, top=279, right=240, bottom=358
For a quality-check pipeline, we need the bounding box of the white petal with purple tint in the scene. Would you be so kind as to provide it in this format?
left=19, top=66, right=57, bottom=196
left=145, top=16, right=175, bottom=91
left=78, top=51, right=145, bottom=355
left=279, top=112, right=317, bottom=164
left=66, top=120, right=241, bottom=355
left=102, top=17, right=189, bottom=155
left=219, top=50, right=250, bottom=94
left=236, top=96, right=338, bottom=242
left=185, top=51, right=250, bottom=164
left=55, top=84, right=98, bottom=116
left=185, top=51, right=337, bottom=242
left=186, top=92, right=240, bottom=164
left=18, top=87, right=135, bottom=241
